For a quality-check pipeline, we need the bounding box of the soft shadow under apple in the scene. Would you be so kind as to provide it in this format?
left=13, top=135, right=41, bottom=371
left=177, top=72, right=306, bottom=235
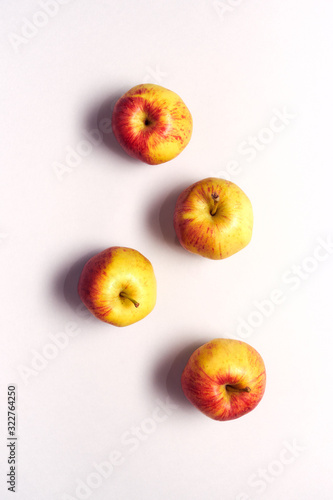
left=52, top=249, right=103, bottom=315
left=85, top=90, right=138, bottom=164
left=146, top=182, right=195, bottom=251
left=153, top=340, right=207, bottom=409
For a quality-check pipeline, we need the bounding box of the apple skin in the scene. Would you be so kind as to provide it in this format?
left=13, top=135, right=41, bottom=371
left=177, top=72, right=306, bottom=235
left=173, top=177, right=253, bottom=260
left=181, top=339, right=266, bottom=421
left=78, top=247, right=157, bottom=327
left=112, top=83, right=193, bottom=165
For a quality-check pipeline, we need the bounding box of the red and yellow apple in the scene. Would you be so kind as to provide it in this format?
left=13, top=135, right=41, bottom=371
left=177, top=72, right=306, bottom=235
left=174, top=177, right=253, bottom=259
left=112, top=83, right=193, bottom=165
left=78, top=247, right=157, bottom=327
left=181, top=338, right=266, bottom=421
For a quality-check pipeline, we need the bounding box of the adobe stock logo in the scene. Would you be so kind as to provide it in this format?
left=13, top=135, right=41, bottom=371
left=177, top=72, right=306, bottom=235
left=16, top=321, right=82, bottom=385
left=142, top=65, right=167, bottom=85
left=231, top=235, right=333, bottom=340
left=213, top=0, right=247, bottom=20
left=236, top=439, right=306, bottom=499
left=237, top=108, right=296, bottom=162
left=62, top=397, right=178, bottom=500
left=52, top=125, right=108, bottom=181
left=8, top=0, right=74, bottom=54
left=211, top=107, right=296, bottom=181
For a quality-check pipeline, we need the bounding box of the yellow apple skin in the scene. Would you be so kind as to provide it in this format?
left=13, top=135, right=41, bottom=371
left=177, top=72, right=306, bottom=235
left=112, top=84, right=193, bottom=165
left=174, top=178, right=253, bottom=260
left=181, top=339, right=266, bottom=421
left=78, top=247, right=157, bottom=327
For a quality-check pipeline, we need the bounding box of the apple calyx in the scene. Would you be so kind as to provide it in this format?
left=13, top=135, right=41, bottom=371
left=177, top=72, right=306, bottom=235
left=141, top=110, right=156, bottom=129
left=119, top=291, right=140, bottom=308
left=210, top=192, right=220, bottom=216
left=225, top=385, right=251, bottom=394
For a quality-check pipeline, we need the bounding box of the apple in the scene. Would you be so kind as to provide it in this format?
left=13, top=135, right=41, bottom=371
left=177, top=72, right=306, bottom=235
left=111, top=83, right=193, bottom=164
left=173, top=177, right=253, bottom=259
left=181, top=338, right=266, bottom=421
left=78, top=247, right=157, bottom=327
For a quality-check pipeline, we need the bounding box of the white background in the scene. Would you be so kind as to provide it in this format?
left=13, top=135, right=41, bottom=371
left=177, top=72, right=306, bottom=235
left=1, top=1, right=333, bottom=499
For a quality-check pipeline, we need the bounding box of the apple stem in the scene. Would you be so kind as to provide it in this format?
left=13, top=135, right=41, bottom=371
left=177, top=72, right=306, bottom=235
left=210, top=193, right=220, bottom=216
left=119, top=292, right=140, bottom=308
left=226, top=385, right=251, bottom=393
